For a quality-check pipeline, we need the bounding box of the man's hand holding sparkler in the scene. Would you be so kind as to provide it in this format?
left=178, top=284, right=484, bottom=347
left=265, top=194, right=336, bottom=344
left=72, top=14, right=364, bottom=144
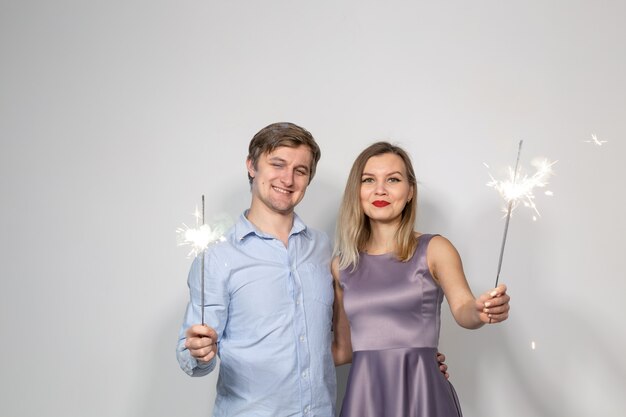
left=475, top=284, right=510, bottom=324
left=185, top=324, right=219, bottom=363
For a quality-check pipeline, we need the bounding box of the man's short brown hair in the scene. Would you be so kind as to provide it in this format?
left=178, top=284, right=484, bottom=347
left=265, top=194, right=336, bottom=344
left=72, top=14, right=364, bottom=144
left=247, top=122, right=321, bottom=185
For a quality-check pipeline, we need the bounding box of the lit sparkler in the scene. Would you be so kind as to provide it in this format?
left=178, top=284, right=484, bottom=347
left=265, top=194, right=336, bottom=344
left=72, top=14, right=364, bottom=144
left=584, top=133, right=607, bottom=146
left=485, top=141, right=557, bottom=288
left=177, top=195, right=231, bottom=325
left=176, top=205, right=229, bottom=258
left=487, top=157, right=557, bottom=222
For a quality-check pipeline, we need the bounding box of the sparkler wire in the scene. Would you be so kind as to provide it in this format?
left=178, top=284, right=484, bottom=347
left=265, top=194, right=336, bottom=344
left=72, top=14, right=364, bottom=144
left=494, top=140, right=523, bottom=288
left=201, top=195, right=205, bottom=326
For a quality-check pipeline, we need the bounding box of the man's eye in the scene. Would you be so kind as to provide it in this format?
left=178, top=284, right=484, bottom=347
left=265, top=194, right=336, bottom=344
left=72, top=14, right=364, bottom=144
left=296, top=170, right=308, bottom=176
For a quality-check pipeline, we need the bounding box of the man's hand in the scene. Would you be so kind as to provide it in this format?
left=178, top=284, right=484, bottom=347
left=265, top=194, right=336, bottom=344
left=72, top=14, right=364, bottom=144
left=185, top=324, right=218, bottom=363
left=437, top=351, right=449, bottom=380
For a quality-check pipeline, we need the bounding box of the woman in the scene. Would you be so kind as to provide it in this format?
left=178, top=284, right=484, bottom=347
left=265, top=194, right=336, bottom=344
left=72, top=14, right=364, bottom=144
left=332, top=142, right=510, bottom=417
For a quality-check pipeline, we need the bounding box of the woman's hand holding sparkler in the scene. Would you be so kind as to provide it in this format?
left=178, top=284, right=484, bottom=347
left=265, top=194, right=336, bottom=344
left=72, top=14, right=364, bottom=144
left=475, top=284, right=510, bottom=324
left=185, top=324, right=219, bottom=363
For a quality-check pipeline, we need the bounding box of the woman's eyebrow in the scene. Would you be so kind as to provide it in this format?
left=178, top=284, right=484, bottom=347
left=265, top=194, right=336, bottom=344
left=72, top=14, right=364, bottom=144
left=361, top=171, right=404, bottom=177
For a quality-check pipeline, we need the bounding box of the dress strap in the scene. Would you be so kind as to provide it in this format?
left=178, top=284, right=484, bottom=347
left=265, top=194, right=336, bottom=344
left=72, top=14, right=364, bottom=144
left=412, top=233, right=440, bottom=264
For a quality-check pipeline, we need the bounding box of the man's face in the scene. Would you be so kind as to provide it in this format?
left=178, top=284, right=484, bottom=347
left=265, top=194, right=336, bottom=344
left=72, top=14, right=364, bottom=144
left=247, top=145, right=313, bottom=215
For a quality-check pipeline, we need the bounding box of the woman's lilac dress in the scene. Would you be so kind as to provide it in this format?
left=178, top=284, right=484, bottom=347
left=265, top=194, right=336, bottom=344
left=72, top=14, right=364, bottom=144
left=339, top=234, right=463, bottom=417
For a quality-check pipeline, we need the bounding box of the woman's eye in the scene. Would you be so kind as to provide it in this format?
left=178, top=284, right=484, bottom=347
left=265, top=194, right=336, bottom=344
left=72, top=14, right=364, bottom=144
left=388, top=177, right=401, bottom=183
left=361, top=177, right=374, bottom=183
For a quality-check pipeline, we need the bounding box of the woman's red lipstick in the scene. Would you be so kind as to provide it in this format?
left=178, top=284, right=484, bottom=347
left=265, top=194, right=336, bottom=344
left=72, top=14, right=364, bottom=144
left=372, top=200, right=390, bottom=207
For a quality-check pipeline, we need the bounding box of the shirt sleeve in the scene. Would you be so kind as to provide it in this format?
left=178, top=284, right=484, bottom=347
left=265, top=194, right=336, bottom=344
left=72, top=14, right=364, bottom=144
left=176, top=248, right=230, bottom=377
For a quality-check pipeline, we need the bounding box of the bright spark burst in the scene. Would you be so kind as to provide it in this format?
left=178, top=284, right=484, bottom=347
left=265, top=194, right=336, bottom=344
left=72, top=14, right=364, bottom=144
left=531, top=341, right=536, bottom=350
left=176, top=207, right=231, bottom=257
left=584, top=133, right=607, bottom=146
left=486, top=158, right=557, bottom=220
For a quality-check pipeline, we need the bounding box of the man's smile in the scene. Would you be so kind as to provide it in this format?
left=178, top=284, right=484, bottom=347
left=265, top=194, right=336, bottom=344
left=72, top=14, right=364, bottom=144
left=272, top=186, right=293, bottom=194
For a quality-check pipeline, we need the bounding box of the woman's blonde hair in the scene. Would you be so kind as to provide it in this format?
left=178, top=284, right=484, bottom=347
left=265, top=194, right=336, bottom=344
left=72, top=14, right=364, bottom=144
left=334, top=142, right=418, bottom=270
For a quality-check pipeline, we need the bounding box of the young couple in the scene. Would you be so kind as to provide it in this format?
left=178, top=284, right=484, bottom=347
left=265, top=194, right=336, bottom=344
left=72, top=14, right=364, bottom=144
left=176, top=122, right=510, bottom=417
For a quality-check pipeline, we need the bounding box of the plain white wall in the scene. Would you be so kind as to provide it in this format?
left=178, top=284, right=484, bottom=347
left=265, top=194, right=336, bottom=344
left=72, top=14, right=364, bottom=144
left=1, top=1, right=625, bottom=416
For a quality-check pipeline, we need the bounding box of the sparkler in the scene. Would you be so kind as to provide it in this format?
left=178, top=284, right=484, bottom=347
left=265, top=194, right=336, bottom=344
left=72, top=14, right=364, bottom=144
left=584, top=133, right=607, bottom=146
left=491, top=140, right=523, bottom=289
left=177, top=195, right=230, bottom=325
left=485, top=142, right=557, bottom=288
left=200, top=196, right=205, bottom=325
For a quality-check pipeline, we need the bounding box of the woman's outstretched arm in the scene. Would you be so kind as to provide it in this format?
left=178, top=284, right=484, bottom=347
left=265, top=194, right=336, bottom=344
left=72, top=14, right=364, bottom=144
left=427, top=235, right=510, bottom=329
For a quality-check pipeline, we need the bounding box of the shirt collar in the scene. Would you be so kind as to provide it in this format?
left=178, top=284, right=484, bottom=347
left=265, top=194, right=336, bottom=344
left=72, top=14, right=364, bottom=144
left=234, top=210, right=310, bottom=243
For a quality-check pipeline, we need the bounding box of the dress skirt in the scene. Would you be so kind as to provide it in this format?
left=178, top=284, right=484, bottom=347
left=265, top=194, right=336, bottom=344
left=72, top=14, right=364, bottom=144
left=339, top=347, right=462, bottom=417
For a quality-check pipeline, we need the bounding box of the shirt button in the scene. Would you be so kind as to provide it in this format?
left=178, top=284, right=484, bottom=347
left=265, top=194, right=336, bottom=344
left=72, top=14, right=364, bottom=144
left=302, top=371, right=308, bottom=378
left=295, top=300, right=300, bottom=305
left=304, top=405, right=310, bottom=414
left=299, top=335, right=305, bottom=342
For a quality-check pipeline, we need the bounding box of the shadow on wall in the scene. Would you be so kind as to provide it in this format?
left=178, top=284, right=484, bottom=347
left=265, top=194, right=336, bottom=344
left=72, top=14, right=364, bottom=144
left=137, top=298, right=218, bottom=417
left=443, top=301, right=626, bottom=417
left=297, top=177, right=343, bottom=237
left=438, top=199, right=626, bottom=417
left=335, top=364, right=351, bottom=416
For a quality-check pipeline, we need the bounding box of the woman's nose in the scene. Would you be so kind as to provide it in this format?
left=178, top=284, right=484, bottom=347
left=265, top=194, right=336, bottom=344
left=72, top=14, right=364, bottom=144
left=374, top=181, right=387, bottom=195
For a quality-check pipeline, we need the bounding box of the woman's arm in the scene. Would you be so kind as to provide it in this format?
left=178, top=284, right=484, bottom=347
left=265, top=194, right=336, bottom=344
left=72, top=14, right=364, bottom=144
left=331, top=257, right=353, bottom=365
left=427, top=235, right=510, bottom=329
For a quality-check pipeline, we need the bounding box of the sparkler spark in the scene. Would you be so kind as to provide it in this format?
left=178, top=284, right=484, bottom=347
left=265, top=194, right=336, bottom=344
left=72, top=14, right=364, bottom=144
left=584, top=133, right=607, bottom=146
left=177, top=205, right=231, bottom=258
left=486, top=157, right=557, bottom=220
left=176, top=221, right=228, bottom=257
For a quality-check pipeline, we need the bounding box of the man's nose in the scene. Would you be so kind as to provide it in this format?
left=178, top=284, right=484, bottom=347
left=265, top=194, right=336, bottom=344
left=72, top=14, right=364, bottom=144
left=280, top=169, right=294, bottom=186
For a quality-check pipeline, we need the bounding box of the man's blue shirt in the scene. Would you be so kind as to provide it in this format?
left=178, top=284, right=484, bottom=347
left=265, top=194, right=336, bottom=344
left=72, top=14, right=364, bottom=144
left=177, top=211, right=336, bottom=416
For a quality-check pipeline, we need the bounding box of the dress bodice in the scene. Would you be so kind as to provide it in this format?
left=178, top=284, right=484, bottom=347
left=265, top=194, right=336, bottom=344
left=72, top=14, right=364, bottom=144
left=340, top=234, right=443, bottom=351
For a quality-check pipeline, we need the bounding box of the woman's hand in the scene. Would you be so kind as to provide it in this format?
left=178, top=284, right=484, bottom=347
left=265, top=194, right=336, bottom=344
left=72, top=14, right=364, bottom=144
left=476, top=284, right=510, bottom=324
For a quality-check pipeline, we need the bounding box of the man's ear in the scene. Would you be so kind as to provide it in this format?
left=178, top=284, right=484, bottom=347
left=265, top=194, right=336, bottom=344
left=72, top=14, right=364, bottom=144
left=246, top=158, right=255, bottom=180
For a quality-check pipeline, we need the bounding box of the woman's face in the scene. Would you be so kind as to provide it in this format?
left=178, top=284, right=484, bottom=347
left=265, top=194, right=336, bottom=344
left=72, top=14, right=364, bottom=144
left=360, top=153, right=414, bottom=225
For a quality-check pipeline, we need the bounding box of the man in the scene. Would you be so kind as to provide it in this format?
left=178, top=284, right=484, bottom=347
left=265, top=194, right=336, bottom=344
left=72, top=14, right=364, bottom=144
left=177, top=122, right=448, bottom=416
left=177, top=122, right=335, bottom=416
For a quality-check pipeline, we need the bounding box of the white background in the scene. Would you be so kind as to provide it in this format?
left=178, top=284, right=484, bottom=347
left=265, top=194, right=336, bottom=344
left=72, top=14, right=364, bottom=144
left=1, top=1, right=625, bottom=416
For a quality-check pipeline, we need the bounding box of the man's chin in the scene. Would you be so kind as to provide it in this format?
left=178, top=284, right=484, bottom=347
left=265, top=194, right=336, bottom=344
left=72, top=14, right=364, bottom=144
left=272, top=205, right=296, bottom=215
left=270, top=198, right=303, bottom=214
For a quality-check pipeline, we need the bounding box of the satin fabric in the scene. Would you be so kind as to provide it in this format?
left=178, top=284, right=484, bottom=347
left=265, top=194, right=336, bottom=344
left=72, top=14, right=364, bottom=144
left=339, top=234, right=463, bottom=417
